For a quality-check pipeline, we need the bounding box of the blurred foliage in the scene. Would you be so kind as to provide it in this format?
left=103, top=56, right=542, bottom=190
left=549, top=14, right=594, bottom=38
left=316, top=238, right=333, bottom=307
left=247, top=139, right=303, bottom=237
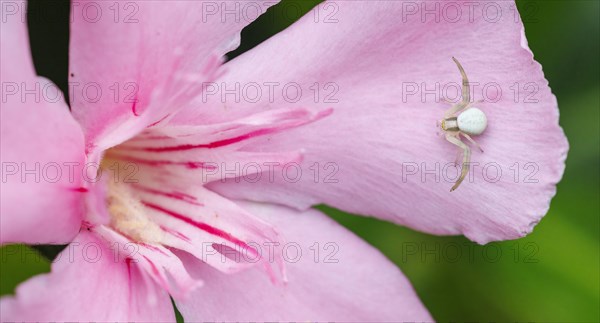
left=0, top=245, right=50, bottom=296
left=1, top=0, right=598, bottom=322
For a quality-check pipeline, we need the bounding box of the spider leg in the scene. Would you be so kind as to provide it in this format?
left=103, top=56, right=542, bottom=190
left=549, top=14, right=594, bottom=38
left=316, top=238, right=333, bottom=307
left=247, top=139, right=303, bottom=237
left=462, top=133, right=484, bottom=152
left=443, top=102, right=469, bottom=118
left=446, top=134, right=471, bottom=192
left=454, top=149, right=462, bottom=166
left=442, top=97, right=480, bottom=107
left=452, top=57, right=470, bottom=106
left=444, top=58, right=472, bottom=118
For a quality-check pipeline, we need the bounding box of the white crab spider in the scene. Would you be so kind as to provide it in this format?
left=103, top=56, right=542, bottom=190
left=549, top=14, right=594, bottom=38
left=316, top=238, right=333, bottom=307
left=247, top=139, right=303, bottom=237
left=440, top=57, right=487, bottom=192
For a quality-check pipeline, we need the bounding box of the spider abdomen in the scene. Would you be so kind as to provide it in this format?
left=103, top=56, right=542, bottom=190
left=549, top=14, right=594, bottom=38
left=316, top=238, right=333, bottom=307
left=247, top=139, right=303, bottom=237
left=457, top=107, right=487, bottom=135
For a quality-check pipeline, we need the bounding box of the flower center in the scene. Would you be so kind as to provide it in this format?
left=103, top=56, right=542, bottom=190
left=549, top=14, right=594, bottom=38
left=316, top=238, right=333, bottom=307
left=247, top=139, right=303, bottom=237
left=102, top=159, right=164, bottom=244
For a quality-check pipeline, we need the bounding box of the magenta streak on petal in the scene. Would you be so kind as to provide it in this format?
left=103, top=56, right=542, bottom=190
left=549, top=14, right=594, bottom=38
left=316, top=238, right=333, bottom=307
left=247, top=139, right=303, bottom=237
left=71, top=187, right=89, bottom=193
left=125, top=258, right=133, bottom=304
left=134, top=127, right=286, bottom=152
left=147, top=114, right=171, bottom=128
left=142, top=255, right=169, bottom=288
left=126, top=258, right=133, bottom=275
left=142, top=201, right=259, bottom=257
left=107, top=154, right=217, bottom=170
left=171, top=190, right=198, bottom=201
left=131, top=99, right=140, bottom=116
left=132, top=184, right=204, bottom=206
left=160, top=225, right=192, bottom=243
left=139, top=109, right=312, bottom=140
left=129, top=108, right=334, bottom=152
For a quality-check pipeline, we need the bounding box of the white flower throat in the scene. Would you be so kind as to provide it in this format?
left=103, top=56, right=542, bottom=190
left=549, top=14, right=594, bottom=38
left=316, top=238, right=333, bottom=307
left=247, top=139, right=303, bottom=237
left=103, top=161, right=164, bottom=244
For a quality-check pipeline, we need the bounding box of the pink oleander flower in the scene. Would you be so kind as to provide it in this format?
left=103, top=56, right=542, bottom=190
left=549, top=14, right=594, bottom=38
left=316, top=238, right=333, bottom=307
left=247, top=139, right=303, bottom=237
left=0, top=1, right=567, bottom=322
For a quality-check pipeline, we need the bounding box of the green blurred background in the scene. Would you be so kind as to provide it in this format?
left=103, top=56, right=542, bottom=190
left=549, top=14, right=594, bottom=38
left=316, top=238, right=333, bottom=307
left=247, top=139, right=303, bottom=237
left=1, top=0, right=598, bottom=321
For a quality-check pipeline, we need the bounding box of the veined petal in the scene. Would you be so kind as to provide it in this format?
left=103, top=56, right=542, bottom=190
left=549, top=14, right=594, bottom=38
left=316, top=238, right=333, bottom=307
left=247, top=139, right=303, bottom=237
left=0, top=5, right=85, bottom=244
left=69, top=0, right=280, bottom=152
left=186, top=0, right=568, bottom=243
left=125, top=107, right=332, bottom=150
left=175, top=202, right=432, bottom=322
left=0, top=231, right=175, bottom=322
left=129, top=181, right=285, bottom=280
left=108, top=107, right=328, bottom=183
left=93, top=225, right=203, bottom=299
left=88, top=108, right=318, bottom=284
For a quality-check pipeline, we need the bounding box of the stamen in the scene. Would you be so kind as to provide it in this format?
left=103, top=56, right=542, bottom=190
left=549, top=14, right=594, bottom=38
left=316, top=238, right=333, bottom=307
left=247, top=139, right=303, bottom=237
left=107, top=179, right=164, bottom=244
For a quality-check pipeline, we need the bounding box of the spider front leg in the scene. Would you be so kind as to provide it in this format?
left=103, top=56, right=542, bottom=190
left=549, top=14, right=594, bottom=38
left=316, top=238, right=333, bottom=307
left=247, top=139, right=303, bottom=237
left=446, top=134, right=471, bottom=192
left=452, top=56, right=470, bottom=106
left=444, top=57, right=471, bottom=118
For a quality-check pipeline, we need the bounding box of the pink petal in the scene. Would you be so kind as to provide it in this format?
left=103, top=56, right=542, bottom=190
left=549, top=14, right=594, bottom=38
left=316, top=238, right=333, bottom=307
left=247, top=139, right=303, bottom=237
left=0, top=231, right=174, bottom=322
left=0, top=8, right=85, bottom=244
left=69, top=0, right=279, bottom=153
left=180, top=1, right=567, bottom=243
left=122, top=107, right=331, bottom=151
left=174, top=202, right=432, bottom=321
left=129, top=180, right=284, bottom=279
left=110, top=107, right=329, bottom=182
left=93, top=225, right=203, bottom=299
